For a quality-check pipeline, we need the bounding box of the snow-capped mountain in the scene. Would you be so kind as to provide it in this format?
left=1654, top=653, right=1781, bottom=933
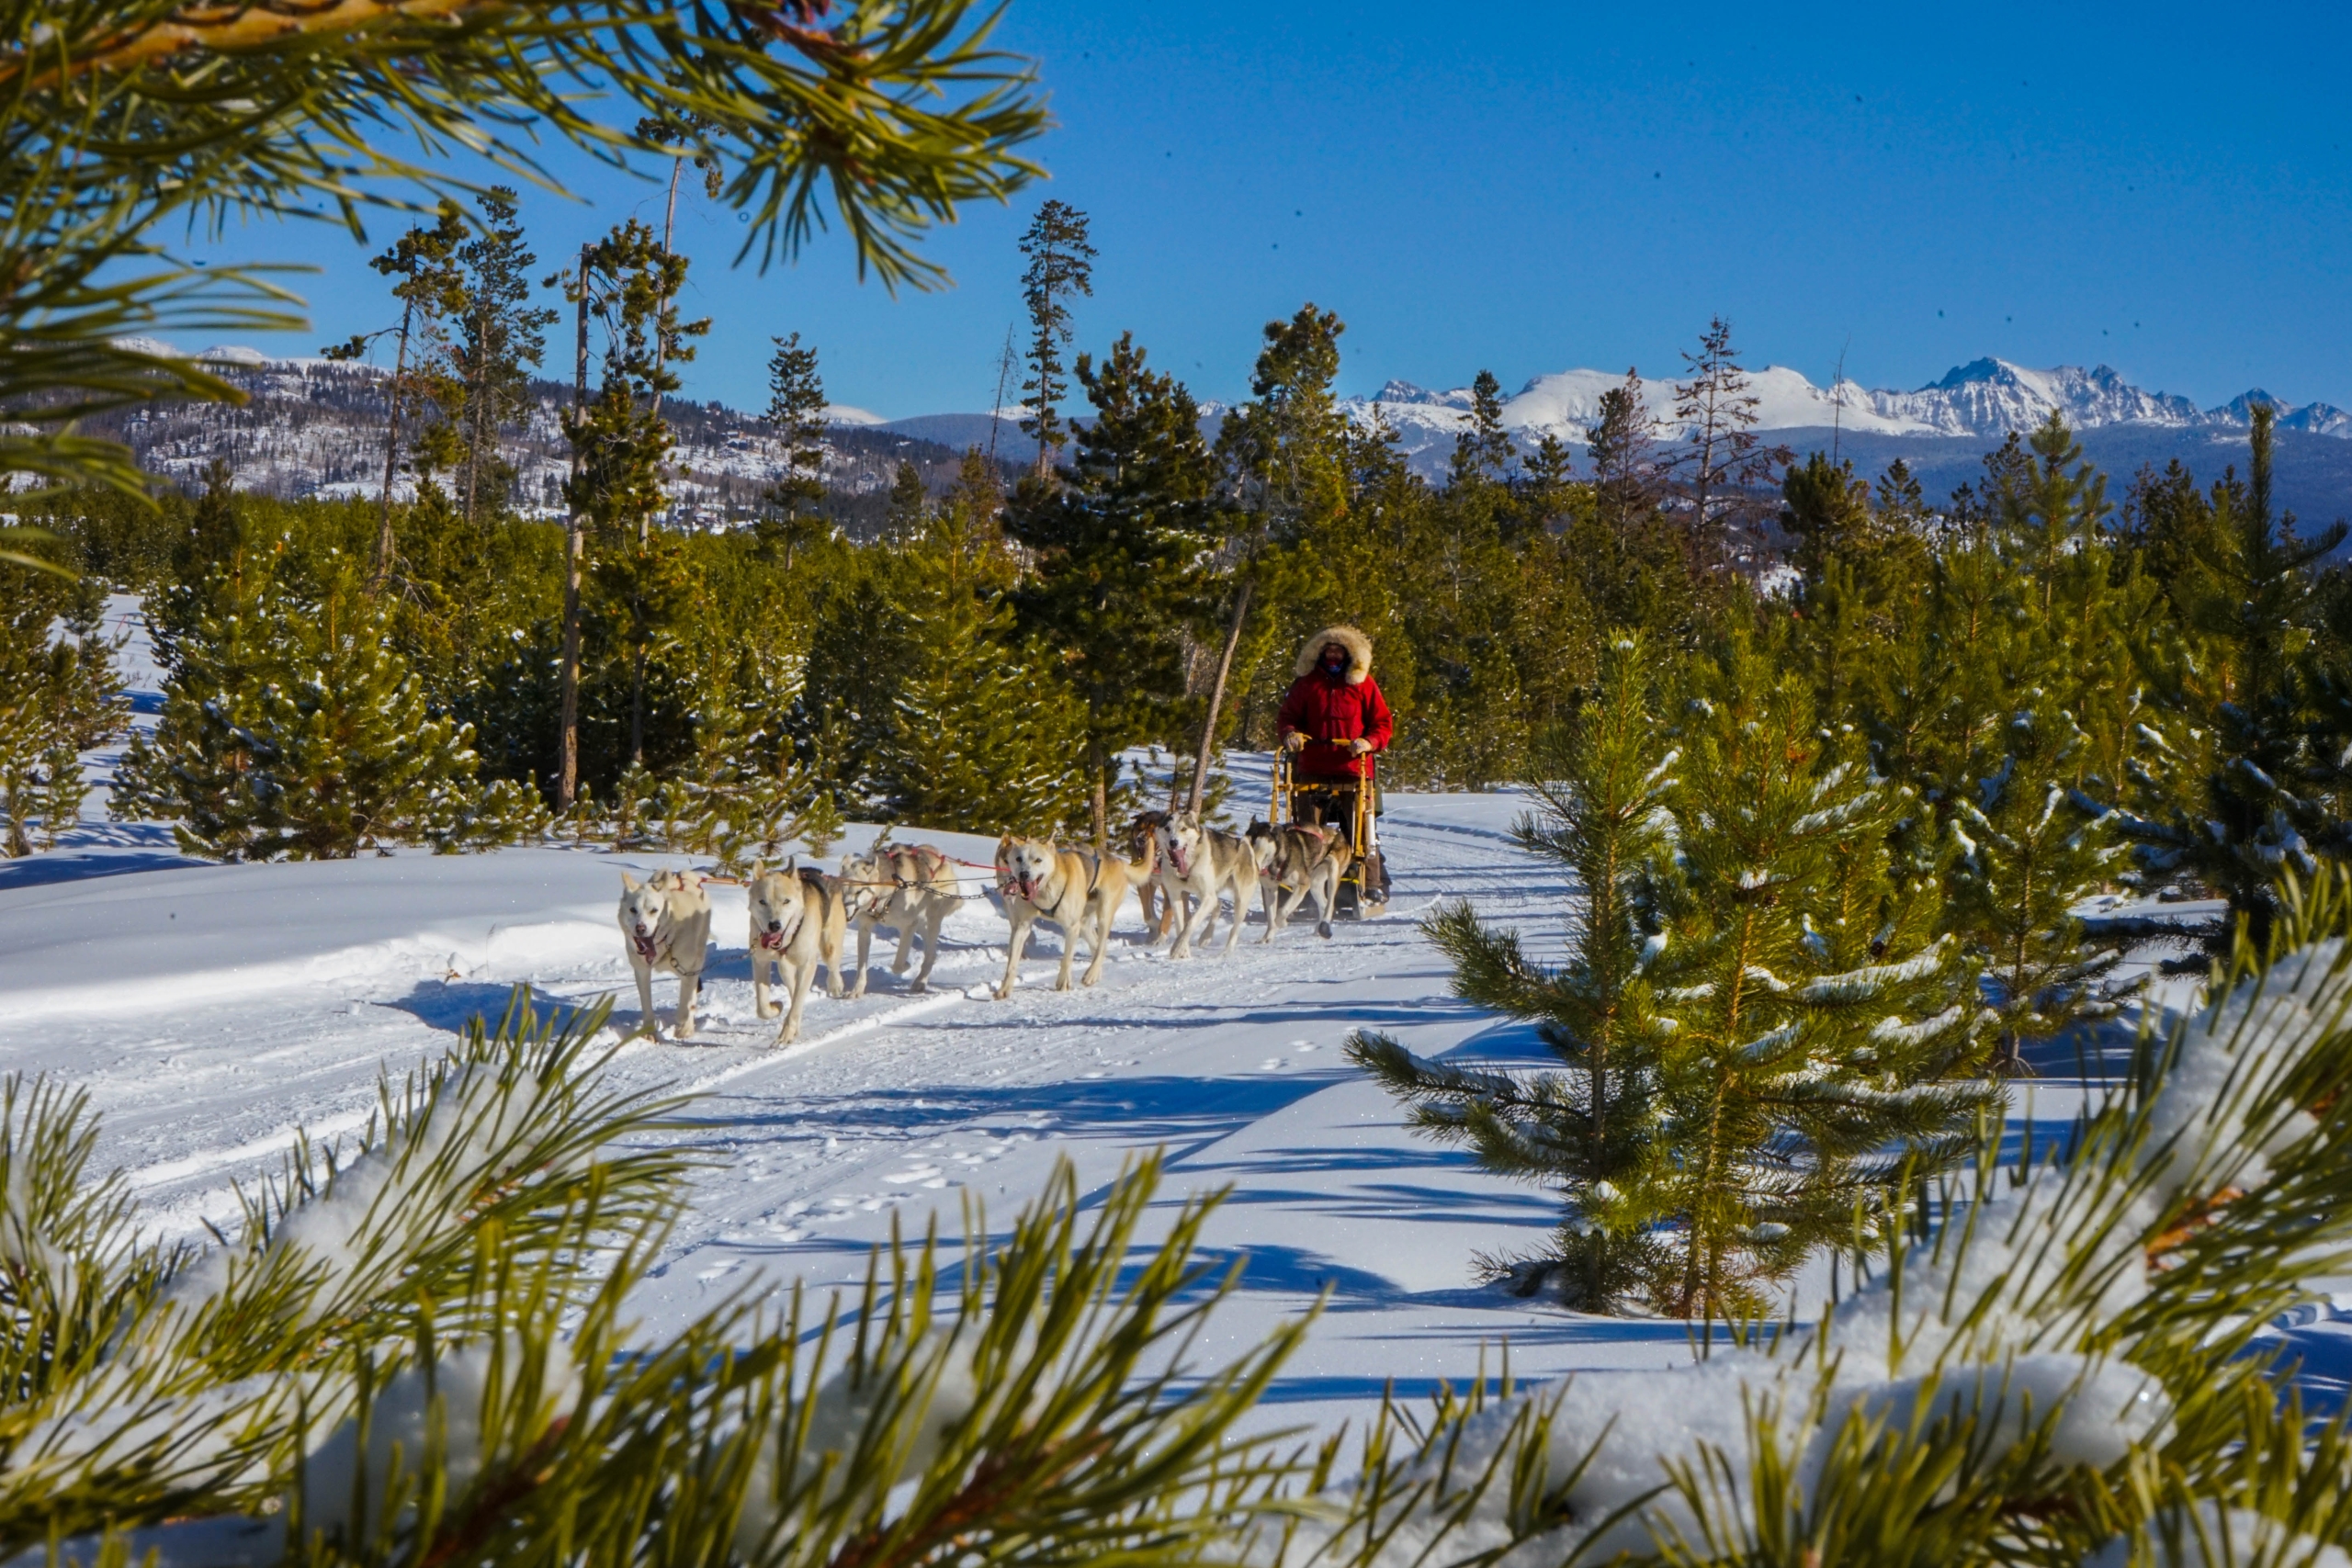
left=1347, top=357, right=2352, bottom=455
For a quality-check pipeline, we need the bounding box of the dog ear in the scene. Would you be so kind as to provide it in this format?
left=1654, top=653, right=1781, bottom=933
left=619, top=869, right=640, bottom=892
left=749, top=858, right=765, bottom=881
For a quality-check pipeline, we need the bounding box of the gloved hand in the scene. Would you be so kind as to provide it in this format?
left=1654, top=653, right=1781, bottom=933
left=1347, top=739, right=1374, bottom=755
left=1283, top=732, right=1307, bottom=752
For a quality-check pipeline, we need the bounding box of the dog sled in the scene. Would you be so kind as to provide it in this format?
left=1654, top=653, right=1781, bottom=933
left=1269, top=749, right=1388, bottom=919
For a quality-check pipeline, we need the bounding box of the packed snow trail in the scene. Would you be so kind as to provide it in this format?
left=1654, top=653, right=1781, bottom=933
left=0, top=764, right=1720, bottom=1433
left=13, top=607, right=2352, bottom=1431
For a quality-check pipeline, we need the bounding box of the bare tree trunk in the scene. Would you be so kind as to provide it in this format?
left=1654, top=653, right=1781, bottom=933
left=1188, top=576, right=1253, bottom=814
left=639, top=155, right=684, bottom=546
left=629, top=644, right=647, bottom=769
left=371, top=298, right=413, bottom=593
left=1088, top=741, right=1107, bottom=855
left=988, top=323, right=1015, bottom=464
left=463, top=305, right=483, bottom=528
left=557, top=247, right=590, bottom=811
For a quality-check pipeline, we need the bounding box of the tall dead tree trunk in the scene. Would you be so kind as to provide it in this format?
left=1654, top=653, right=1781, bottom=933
left=370, top=297, right=413, bottom=593
left=1188, top=577, right=1253, bottom=814
left=557, top=246, right=591, bottom=811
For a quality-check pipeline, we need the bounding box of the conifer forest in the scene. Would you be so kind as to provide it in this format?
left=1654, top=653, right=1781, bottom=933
left=8, top=3, right=2352, bottom=1565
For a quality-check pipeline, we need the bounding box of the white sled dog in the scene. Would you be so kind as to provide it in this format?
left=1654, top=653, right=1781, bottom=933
left=618, top=868, right=712, bottom=1041
left=1157, top=809, right=1261, bottom=959
left=746, top=858, right=849, bottom=1045
left=992, top=835, right=1149, bottom=997
left=839, top=835, right=958, bottom=997
left=1246, top=818, right=1353, bottom=940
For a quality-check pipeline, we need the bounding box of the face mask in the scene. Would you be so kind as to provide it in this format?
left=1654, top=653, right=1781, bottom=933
left=1322, top=652, right=1347, bottom=674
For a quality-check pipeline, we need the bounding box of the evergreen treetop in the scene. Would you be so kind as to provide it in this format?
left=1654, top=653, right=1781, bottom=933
left=1450, top=367, right=1515, bottom=489
left=763, top=331, right=830, bottom=525
left=1016, top=199, right=1097, bottom=478
left=447, top=187, right=558, bottom=526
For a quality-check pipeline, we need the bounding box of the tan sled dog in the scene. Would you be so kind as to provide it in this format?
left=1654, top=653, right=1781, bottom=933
left=746, top=859, right=849, bottom=1045
left=993, top=835, right=1148, bottom=997
left=1157, top=809, right=1261, bottom=959
left=618, top=869, right=712, bottom=1041
left=839, top=835, right=958, bottom=997
left=1125, top=809, right=1178, bottom=944
left=1246, top=818, right=1353, bottom=940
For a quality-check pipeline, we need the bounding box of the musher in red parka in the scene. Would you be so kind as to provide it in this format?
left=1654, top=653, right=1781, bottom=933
left=1276, top=626, right=1393, bottom=902
left=1276, top=624, right=1392, bottom=782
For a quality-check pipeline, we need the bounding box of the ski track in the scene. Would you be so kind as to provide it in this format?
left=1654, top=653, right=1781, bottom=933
left=9, top=693, right=2329, bottom=1434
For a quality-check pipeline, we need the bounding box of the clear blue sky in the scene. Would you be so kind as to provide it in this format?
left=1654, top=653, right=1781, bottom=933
left=183, top=0, right=2352, bottom=419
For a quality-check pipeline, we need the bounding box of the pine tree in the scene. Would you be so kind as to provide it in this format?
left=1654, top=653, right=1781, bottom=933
left=115, top=557, right=543, bottom=859
left=0, top=0, right=1049, bottom=501
left=886, top=459, right=930, bottom=543
left=2118, top=405, right=2349, bottom=948
left=1588, top=369, right=1658, bottom=537
left=1782, top=455, right=1932, bottom=730
left=1561, top=369, right=1701, bottom=644
left=761, top=331, right=830, bottom=565
left=876, top=570, right=1092, bottom=836
left=0, top=615, right=83, bottom=855
left=0, top=565, right=120, bottom=854
left=112, top=548, right=285, bottom=860
left=795, top=578, right=914, bottom=813
left=1518, top=430, right=1576, bottom=540
left=933, top=447, right=1012, bottom=585
left=1663, top=316, right=1792, bottom=570
left=321, top=203, right=468, bottom=590
left=1350, top=636, right=1680, bottom=1309
left=1007, top=332, right=1215, bottom=850
left=1357, top=632, right=1986, bottom=1316
left=1946, top=694, right=2127, bottom=1074
left=1645, top=635, right=1988, bottom=1318
left=447, top=186, right=558, bottom=526
left=642, top=648, right=841, bottom=871
left=1449, top=368, right=1514, bottom=487
left=1016, top=199, right=1096, bottom=479
left=562, top=220, right=707, bottom=772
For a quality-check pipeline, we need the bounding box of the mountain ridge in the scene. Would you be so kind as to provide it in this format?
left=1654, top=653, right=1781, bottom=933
left=1348, top=356, right=2352, bottom=450
left=75, top=344, right=2352, bottom=524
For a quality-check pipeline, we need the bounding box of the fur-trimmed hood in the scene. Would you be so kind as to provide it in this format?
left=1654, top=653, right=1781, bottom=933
left=1295, top=625, right=1373, bottom=684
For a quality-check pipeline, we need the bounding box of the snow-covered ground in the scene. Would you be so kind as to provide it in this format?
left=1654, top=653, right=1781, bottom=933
left=9, top=615, right=2352, bottom=1438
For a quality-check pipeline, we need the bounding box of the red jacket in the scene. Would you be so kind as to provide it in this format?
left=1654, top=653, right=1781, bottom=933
left=1278, top=668, right=1394, bottom=780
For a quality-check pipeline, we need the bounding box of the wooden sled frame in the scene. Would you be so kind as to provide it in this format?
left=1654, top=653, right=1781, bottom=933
left=1271, top=749, right=1386, bottom=918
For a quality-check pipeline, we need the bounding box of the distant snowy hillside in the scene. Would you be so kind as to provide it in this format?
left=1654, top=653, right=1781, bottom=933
left=80, top=345, right=982, bottom=533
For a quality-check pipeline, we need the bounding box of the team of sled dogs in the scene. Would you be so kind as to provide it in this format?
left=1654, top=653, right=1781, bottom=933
left=616, top=808, right=1356, bottom=1044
